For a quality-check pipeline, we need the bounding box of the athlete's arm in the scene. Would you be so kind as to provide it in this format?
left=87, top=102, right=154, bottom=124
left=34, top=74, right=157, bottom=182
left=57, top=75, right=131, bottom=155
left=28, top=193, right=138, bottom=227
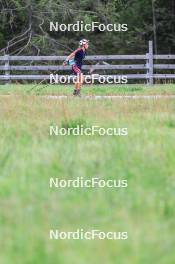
left=63, top=48, right=81, bottom=66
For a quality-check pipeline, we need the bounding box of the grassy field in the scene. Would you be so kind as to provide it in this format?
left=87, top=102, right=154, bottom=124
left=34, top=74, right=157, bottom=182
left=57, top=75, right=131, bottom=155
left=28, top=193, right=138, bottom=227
left=0, top=85, right=175, bottom=263
left=0, top=83, right=175, bottom=95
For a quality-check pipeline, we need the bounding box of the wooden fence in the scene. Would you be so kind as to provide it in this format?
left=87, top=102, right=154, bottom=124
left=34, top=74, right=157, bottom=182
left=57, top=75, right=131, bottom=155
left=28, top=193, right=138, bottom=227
left=0, top=41, right=175, bottom=85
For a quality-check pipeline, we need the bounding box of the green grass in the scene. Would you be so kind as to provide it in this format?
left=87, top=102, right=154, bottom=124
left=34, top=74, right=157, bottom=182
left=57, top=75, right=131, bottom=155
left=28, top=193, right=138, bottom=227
left=0, top=83, right=175, bottom=95
left=0, top=94, right=175, bottom=263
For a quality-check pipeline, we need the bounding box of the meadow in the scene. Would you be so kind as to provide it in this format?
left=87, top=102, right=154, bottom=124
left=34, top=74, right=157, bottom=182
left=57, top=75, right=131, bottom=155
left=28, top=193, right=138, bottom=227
left=0, top=84, right=175, bottom=263
left=0, top=83, right=175, bottom=96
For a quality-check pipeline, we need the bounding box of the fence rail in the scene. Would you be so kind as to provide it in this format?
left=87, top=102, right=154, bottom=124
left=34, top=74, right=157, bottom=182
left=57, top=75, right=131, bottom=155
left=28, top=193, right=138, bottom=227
left=0, top=41, right=175, bottom=85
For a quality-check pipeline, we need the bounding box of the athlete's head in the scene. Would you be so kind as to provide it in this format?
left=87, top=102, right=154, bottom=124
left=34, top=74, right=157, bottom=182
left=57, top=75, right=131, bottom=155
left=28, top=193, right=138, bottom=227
left=79, top=39, right=89, bottom=49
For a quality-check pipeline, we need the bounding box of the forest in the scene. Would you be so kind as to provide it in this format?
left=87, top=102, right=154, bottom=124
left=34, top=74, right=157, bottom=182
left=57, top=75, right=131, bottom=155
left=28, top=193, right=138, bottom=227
left=0, top=0, right=175, bottom=55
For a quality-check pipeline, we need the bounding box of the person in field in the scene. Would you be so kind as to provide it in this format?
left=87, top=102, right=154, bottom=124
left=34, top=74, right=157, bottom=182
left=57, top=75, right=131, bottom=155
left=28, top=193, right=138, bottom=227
left=63, top=39, right=89, bottom=96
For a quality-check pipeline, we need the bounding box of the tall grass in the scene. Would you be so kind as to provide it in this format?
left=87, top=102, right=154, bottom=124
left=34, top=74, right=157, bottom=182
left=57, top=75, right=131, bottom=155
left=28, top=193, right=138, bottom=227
left=0, top=95, right=175, bottom=263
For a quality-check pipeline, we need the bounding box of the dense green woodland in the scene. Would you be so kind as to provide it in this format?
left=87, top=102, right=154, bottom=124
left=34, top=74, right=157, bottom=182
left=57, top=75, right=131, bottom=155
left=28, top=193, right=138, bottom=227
left=0, top=0, right=175, bottom=55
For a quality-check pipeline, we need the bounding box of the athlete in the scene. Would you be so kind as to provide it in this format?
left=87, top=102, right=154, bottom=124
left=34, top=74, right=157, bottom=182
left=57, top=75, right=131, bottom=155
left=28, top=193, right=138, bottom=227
left=63, top=39, right=89, bottom=96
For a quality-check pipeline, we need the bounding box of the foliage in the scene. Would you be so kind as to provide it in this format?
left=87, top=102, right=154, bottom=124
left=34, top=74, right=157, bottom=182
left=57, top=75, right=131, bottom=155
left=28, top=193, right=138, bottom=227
left=0, top=0, right=175, bottom=55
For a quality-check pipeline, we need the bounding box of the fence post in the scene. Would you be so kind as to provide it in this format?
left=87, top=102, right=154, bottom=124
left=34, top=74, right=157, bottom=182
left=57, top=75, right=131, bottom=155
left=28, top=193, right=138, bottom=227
left=146, top=41, right=154, bottom=85
left=4, top=54, right=10, bottom=85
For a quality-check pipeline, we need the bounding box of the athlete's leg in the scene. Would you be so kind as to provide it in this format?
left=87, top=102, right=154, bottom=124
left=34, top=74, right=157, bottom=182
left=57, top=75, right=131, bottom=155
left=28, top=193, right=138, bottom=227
left=76, top=73, right=84, bottom=90
left=72, top=65, right=84, bottom=95
left=73, top=74, right=83, bottom=96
